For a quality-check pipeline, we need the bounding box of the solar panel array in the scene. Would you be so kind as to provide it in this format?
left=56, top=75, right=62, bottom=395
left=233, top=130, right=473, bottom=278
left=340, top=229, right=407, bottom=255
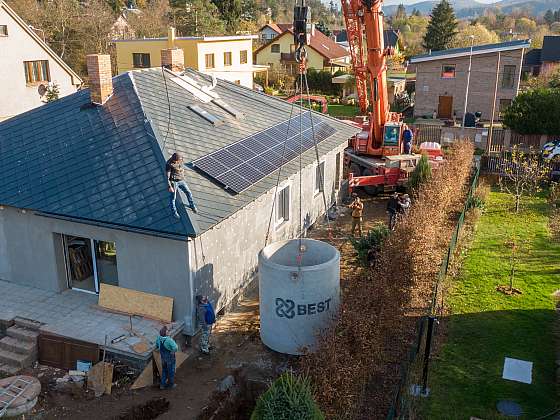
left=192, top=112, right=337, bottom=193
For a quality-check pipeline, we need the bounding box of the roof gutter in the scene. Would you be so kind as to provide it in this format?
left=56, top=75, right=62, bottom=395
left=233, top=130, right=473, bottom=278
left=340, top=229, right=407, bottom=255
left=410, top=42, right=531, bottom=63
left=34, top=211, right=193, bottom=241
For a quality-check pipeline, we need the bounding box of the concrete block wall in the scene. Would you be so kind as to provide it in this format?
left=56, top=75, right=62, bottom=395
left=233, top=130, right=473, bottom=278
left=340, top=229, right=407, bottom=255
left=414, top=49, right=524, bottom=121
left=183, top=143, right=347, bottom=334
left=0, top=206, right=191, bottom=322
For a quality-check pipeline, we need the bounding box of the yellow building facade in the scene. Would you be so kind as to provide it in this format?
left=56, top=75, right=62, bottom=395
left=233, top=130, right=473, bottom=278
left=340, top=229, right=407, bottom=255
left=113, top=28, right=265, bottom=89
left=254, top=28, right=350, bottom=76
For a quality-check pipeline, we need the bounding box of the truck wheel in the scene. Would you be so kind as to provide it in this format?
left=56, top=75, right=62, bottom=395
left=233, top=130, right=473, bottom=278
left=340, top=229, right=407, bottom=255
left=362, top=169, right=381, bottom=196
left=349, top=163, right=362, bottom=177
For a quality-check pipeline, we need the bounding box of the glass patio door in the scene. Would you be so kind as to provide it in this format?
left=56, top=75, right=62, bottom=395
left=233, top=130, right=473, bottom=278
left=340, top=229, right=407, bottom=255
left=63, top=235, right=118, bottom=294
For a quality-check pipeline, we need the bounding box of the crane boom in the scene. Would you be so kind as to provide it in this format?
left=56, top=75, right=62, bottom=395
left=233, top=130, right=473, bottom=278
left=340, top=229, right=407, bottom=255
left=341, top=0, right=400, bottom=155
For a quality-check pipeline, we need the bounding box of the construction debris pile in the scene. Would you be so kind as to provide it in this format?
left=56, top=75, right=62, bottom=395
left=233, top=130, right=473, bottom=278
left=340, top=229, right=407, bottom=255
left=301, top=141, right=475, bottom=418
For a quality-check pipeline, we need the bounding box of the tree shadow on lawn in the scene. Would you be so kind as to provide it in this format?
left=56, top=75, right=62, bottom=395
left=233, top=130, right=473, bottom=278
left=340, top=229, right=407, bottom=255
left=425, top=308, right=557, bottom=420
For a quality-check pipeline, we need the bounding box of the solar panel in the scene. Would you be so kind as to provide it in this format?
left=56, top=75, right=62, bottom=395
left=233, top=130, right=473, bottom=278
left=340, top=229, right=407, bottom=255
left=192, top=112, right=337, bottom=193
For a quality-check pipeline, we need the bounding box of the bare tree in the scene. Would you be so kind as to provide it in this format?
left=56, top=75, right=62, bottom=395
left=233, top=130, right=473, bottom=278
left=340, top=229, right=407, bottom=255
left=128, top=0, right=170, bottom=38
left=499, top=145, right=549, bottom=213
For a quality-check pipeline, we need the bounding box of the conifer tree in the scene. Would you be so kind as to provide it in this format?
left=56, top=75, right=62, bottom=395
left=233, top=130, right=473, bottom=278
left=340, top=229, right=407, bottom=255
left=423, top=0, right=458, bottom=51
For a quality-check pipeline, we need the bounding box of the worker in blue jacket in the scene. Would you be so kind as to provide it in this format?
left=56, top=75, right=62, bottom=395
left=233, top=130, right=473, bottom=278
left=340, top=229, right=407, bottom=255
left=196, top=295, right=216, bottom=355
left=156, top=325, right=178, bottom=390
left=402, top=125, right=413, bottom=155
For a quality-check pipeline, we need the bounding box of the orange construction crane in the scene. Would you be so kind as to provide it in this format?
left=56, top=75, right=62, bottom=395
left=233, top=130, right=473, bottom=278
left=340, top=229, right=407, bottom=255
left=341, top=0, right=403, bottom=157
left=338, top=0, right=442, bottom=194
left=291, top=0, right=442, bottom=195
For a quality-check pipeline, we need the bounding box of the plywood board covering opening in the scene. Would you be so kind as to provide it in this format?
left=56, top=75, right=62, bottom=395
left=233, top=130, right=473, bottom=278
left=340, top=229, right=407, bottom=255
left=98, top=284, right=173, bottom=322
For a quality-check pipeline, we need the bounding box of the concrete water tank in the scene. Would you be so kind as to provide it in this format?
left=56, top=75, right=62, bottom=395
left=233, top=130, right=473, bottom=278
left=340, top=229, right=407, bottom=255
left=258, top=238, right=340, bottom=355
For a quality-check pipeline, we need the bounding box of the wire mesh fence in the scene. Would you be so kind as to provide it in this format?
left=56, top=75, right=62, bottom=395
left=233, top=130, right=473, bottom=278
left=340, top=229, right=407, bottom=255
left=386, top=165, right=480, bottom=419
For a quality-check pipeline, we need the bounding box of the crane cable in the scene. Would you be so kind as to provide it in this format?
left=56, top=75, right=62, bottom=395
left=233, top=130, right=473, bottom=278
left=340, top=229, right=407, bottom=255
left=303, top=68, right=333, bottom=241
left=264, top=100, right=296, bottom=247
left=265, top=46, right=335, bottom=268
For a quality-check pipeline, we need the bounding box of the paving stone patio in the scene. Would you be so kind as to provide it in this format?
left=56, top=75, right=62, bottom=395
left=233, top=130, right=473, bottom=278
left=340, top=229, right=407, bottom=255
left=0, top=280, right=183, bottom=358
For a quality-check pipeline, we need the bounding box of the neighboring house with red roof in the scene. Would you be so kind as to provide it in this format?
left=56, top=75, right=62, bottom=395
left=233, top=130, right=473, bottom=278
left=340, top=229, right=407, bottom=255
left=255, top=24, right=350, bottom=75
left=258, top=22, right=293, bottom=43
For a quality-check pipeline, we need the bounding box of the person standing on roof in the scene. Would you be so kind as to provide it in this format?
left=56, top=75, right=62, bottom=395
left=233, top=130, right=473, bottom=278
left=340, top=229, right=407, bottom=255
left=349, top=193, right=364, bottom=237
left=156, top=325, right=178, bottom=390
left=196, top=295, right=216, bottom=355
left=166, top=152, right=198, bottom=219
left=402, top=125, right=413, bottom=155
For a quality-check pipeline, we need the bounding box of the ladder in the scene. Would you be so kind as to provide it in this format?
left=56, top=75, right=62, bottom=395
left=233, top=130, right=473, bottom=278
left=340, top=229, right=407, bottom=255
left=0, top=377, right=33, bottom=418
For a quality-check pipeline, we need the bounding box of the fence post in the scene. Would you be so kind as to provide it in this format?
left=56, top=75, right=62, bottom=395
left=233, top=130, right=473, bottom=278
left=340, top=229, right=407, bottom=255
left=421, top=316, right=436, bottom=395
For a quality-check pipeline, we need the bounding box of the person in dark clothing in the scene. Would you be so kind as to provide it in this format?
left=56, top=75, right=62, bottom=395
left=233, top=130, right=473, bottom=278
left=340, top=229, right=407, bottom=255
left=156, top=325, right=178, bottom=390
left=464, top=112, right=476, bottom=128
left=387, top=192, right=400, bottom=231
left=166, top=152, right=197, bottom=219
left=402, top=126, right=413, bottom=154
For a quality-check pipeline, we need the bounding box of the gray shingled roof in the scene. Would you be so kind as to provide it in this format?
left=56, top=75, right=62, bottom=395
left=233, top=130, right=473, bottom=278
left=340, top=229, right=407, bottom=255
left=0, top=68, right=357, bottom=238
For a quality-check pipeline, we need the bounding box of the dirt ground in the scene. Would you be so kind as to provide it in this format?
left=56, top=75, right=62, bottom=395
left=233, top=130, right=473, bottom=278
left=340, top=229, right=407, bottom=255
left=15, top=193, right=389, bottom=420
left=308, top=192, right=390, bottom=277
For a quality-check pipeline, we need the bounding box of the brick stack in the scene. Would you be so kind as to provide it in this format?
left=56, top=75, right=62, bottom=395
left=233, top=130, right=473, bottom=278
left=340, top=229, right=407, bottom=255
left=161, top=48, right=185, bottom=72
left=86, top=54, right=113, bottom=105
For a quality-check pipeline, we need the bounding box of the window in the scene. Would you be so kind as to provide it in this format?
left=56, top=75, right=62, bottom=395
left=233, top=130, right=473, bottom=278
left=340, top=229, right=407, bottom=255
left=132, top=53, right=150, bottom=68
left=0, top=25, right=7, bottom=36
left=502, top=65, right=516, bottom=89
left=441, top=64, right=456, bottom=78
left=63, top=235, right=118, bottom=293
left=205, top=53, right=215, bottom=69
left=224, top=51, right=232, bottom=66
left=499, top=99, right=512, bottom=117
left=315, top=162, right=325, bottom=195
left=240, top=50, right=248, bottom=64
left=276, top=185, right=290, bottom=225
left=271, top=44, right=280, bottom=53
left=24, top=60, right=50, bottom=84
left=335, top=152, right=341, bottom=189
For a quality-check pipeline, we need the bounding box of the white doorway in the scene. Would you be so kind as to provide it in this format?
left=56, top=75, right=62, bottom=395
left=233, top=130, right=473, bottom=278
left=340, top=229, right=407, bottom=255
left=62, top=235, right=118, bottom=294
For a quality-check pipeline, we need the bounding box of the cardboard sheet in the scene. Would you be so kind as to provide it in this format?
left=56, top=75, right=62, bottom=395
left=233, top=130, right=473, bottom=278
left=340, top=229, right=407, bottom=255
left=130, top=361, right=154, bottom=390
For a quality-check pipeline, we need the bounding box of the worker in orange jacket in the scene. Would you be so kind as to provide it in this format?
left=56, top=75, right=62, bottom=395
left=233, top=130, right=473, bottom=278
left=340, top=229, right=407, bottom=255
left=349, top=193, right=364, bottom=237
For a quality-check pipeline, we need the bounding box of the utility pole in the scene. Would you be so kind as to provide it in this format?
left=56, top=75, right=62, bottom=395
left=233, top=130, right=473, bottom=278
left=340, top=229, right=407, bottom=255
left=487, top=51, right=501, bottom=154
left=462, top=35, right=475, bottom=127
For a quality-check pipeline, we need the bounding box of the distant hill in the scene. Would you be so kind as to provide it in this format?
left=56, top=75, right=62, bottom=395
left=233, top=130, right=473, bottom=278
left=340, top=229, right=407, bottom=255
left=383, top=0, right=557, bottom=18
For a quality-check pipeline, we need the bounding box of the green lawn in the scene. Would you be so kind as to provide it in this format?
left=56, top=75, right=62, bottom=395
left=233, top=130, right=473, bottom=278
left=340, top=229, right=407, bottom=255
left=327, top=104, right=360, bottom=117
left=423, top=191, right=559, bottom=419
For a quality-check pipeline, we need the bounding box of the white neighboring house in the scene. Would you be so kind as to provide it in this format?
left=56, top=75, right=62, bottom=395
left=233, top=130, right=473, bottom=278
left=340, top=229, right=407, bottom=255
left=0, top=0, right=82, bottom=121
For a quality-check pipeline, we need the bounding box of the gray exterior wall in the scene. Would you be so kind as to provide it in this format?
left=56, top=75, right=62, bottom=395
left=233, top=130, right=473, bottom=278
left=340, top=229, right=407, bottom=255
left=0, top=206, right=192, bottom=322
left=413, top=49, right=524, bottom=120
left=0, top=143, right=346, bottom=336
left=184, top=143, right=346, bottom=334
